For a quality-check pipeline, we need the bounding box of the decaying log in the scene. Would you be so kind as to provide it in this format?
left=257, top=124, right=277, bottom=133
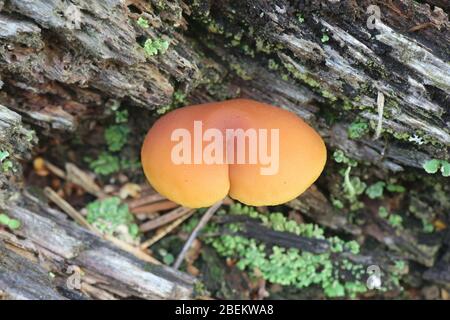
left=213, top=214, right=407, bottom=287
left=0, top=104, right=34, bottom=207
left=0, top=195, right=195, bottom=300
left=288, top=186, right=362, bottom=235
left=1, top=0, right=450, bottom=297
left=0, top=0, right=448, bottom=167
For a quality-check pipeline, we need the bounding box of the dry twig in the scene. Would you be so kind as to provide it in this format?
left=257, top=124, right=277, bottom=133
left=44, top=186, right=161, bottom=265
left=173, top=200, right=223, bottom=269
left=140, top=209, right=195, bottom=250
left=140, top=206, right=193, bottom=232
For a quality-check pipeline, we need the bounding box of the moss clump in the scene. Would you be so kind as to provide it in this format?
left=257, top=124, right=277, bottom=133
left=143, top=38, right=169, bottom=56
left=366, top=181, right=385, bottom=199
left=86, top=197, right=139, bottom=243
left=378, top=207, right=403, bottom=229
left=105, top=125, right=130, bottom=152
left=296, top=13, right=305, bottom=23
left=282, top=61, right=320, bottom=88
left=423, top=159, right=450, bottom=177
left=137, top=17, right=149, bottom=29
left=348, top=121, right=369, bottom=139
left=332, top=150, right=367, bottom=210
left=84, top=104, right=139, bottom=176
left=205, top=204, right=368, bottom=298
left=0, top=150, right=13, bottom=172
left=156, top=90, right=187, bottom=115
left=0, top=213, right=21, bottom=229
left=229, top=62, right=252, bottom=80
left=321, top=34, right=330, bottom=43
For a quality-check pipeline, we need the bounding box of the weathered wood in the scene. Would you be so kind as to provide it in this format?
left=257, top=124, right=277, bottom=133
left=288, top=186, right=362, bottom=235
left=1, top=0, right=450, bottom=297
left=188, top=0, right=449, bottom=164
left=0, top=104, right=34, bottom=207
left=213, top=213, right=407, bottom=288
left=0, top=196, right=195, bottom=300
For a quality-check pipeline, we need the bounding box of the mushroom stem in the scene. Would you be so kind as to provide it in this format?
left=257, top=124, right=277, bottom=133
left=173, top=199, right=224, bottom=270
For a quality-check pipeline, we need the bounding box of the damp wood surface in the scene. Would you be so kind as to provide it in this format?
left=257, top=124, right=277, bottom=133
left=0, top=0, right=449, bottom=299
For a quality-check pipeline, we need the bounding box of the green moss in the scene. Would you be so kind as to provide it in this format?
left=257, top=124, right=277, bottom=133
left=255, top=38, right=283, bottom=54
left=105, top=125, right=130, bottom=152
left=321, top=34, right=330, bottom=43
left=0, top=213, right=21, bottom=229
left=230, top=62, right=252, bottom=80
left=348, top=121, right=369, bottom=139
left=193, top=281, right=210, bottom=298
left=205, top=204, right=367, bottom=298
left=0, top=150, right=9, bottom=162
left=365, top=181, right=385, bottom=199
left=388, top=214, right=403, bottom=228
left=333, top=150, right=357, bottom=167
left=0, top=150, right=13, bottom=172
left=421, top=218, right=434, bottom=233
left=386, top=184, right=405, bottom=193
left=85, top=152, right=120, bottom=176
left=342, top=100, right=356, bottom=111
left=321, top=90, right=338, bottom=102
left=423, top=159, right=450, bottom=177
left=157, top=248, right=175, bottom=265
left=84, top=105, right=132, bottom=175
left=378, top=207, right=403, bottom=229
left=296, top=13, right=305, bottom=23
left=267, top=59, right=279, bottom=70
left=137, top=17, right=149, bottom=29
left=156, top=90, right=188, bottom=115
left=143, top=38, right=169, bottom=56
left=207, top=20, right=224, bottom=34
left=282, top=61, right=320, bottom=88
left=86, top=197, right=139, bottom=242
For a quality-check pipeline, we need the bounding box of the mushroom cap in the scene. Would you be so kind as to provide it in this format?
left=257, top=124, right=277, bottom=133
left=141, top=99, right=327, bottom=208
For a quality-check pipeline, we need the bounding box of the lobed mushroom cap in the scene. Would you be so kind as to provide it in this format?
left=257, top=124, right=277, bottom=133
left=141, top=99, right=327, bottom=208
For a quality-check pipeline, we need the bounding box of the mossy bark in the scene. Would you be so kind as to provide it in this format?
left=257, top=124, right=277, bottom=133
left=1, top=0, right=449, bottom=298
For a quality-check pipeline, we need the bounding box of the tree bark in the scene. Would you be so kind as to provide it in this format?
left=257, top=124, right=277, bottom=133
left=1, top=0, right=449, bottom=298
left=0, top=194, right=195, bottom=299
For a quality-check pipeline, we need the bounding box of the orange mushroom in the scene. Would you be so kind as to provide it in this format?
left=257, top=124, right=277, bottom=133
left=141, top=99, right=326, bottom=208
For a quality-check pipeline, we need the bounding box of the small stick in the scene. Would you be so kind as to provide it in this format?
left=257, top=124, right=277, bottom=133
left=373, top=91, right=385, bottom=141
left=127, top=193, right=166, bottom=209
left=81, top=282, right=117, bottom=300
left=104, top=234, right=161, bottom=265
left=408, top=22, right=434, bottom=33
left=140, top=206, right=192, bottom=232
left=65, top=162, right=105, bottom=198
left=43, top=160, right=66, bottom=179
left=43, top=160, right=104, bottom=198
left=173, top=200, right=223, bottom=270
left=44, top=187, right=95, bottom=232
left=131, top=200, right=178, bottom=215
left=140, top=209, right=195, bottom=250
left=44, top=186, right=161, bottom=265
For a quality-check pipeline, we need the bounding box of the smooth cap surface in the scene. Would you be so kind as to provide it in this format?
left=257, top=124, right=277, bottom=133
left=141, top=99, right=327, bottom=208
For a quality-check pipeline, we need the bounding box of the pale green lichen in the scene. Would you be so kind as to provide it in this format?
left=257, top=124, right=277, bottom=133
left=348, top=121, right=370, bottom=139
left=84, top=106, right=139, bottom=176
left=0, top=150, right=13, bottom=172
left=137, top=17, right=149, bottom=29
left=144, top=38, right=169, bottom=56
left=423, top=159, right=450, bottom=177
left=204, top=204, right=368, bottom=298
left=0, top=213, right=21, bottom=229
left=105, top=125, right=130, bottom=152
left=86, top=197, right=139, bottom=243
